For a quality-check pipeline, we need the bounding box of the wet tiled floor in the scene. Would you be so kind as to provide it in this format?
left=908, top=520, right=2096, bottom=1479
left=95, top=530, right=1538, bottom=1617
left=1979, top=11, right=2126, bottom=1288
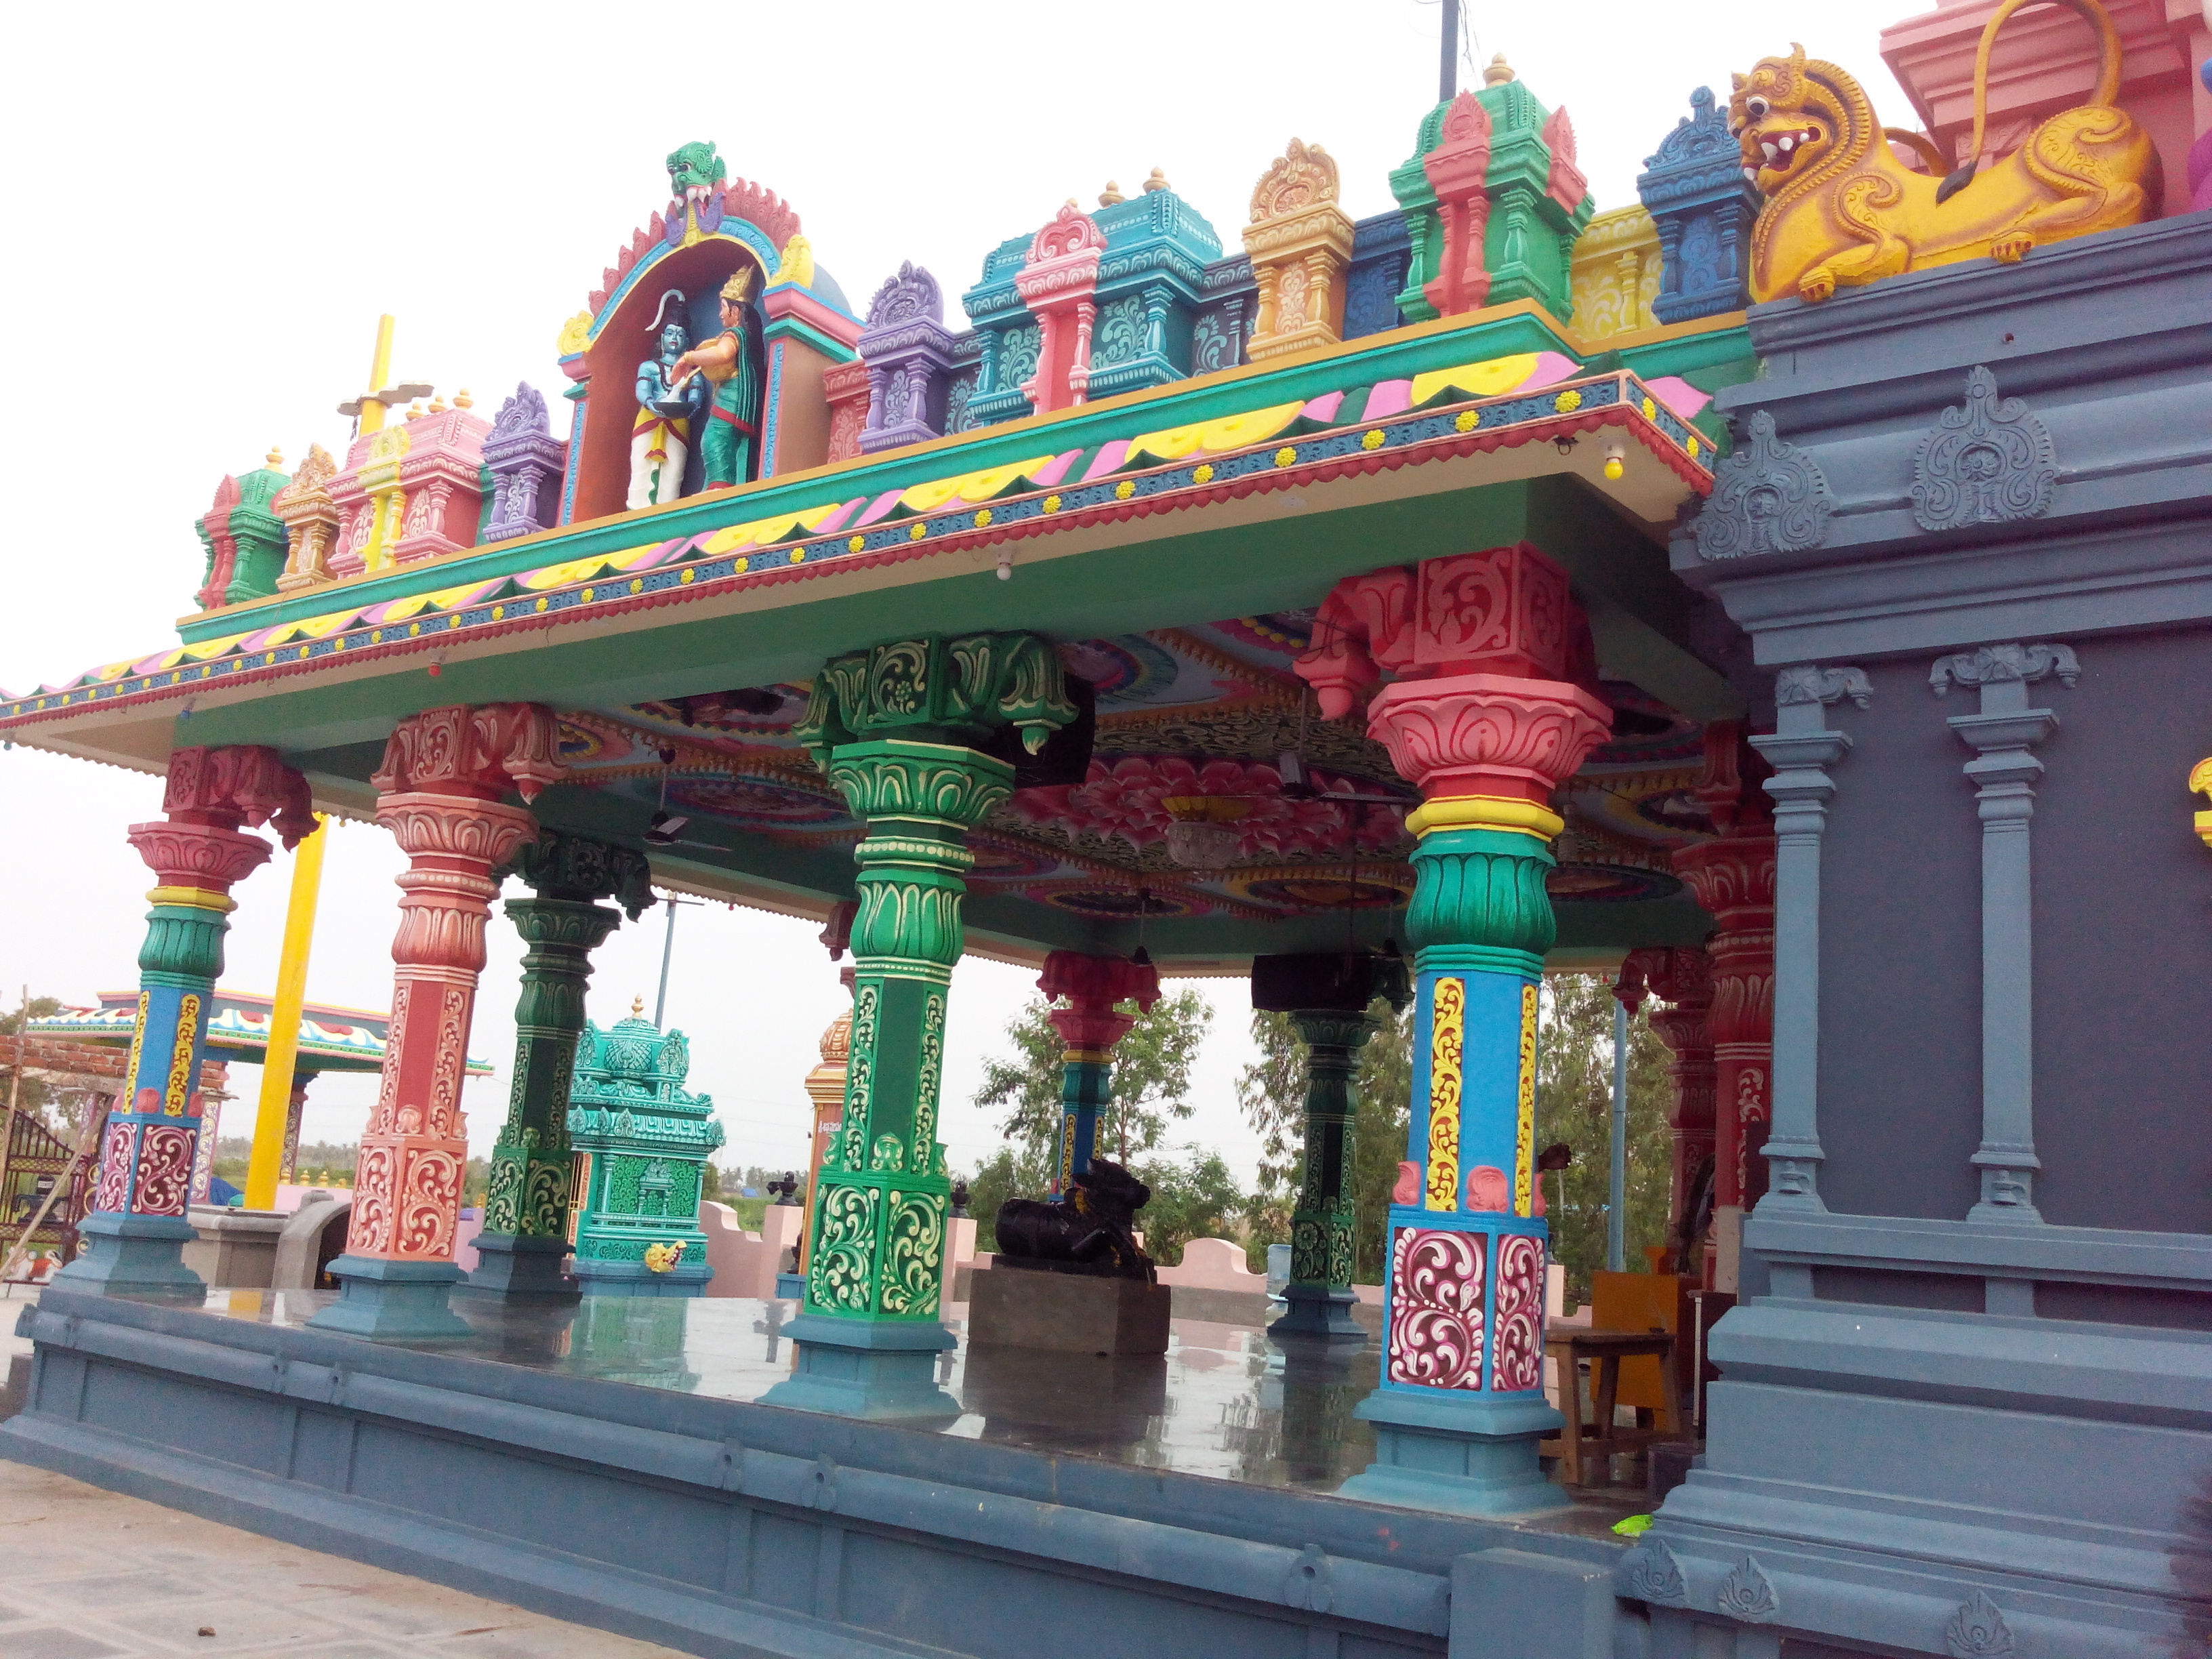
left=159, top=1288, right=1641, bottom=1534
left=0, top=1459, right=692, bottom=1657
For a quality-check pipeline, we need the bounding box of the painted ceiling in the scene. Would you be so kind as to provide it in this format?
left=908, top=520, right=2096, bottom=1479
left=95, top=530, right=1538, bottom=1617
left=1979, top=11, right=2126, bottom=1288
left=551, top=617, right=1716, bottom=925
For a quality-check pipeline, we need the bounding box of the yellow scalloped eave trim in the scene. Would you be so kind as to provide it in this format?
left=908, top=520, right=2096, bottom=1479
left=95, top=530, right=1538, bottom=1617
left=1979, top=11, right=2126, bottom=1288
left=899, top=456, right=1057, bottom=515
left=1126, top=402, right=1305, bottom=466
left=1408, top=353, right=1542, bottom=407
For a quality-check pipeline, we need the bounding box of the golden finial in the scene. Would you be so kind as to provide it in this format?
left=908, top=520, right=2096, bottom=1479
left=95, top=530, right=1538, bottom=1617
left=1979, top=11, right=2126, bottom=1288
left=1142, top=167, right=1170, bottom=192
left=406, top=402, right=425, bottom=420
left=631, top=995, right=645, bottom=1017
left=1483, top=53, right=1515, bottom=85
left=428, top=394, right=448, bottom=414
left=454, top=388, right=473, bottom=409
left=1098, top=180, right=1126, bottom=207
left=266, top=445, right=284, bottom=468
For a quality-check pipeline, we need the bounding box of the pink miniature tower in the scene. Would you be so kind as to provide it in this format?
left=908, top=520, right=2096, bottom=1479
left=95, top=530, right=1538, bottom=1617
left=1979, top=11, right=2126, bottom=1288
left=328, top=394, right=491, bottom=577
left=1014, top=203, right=1105, bottom=415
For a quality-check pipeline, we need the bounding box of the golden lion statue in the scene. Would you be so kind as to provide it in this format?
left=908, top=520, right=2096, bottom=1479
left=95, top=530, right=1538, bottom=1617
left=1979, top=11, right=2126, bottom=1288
left=1732, top=0, right=2159, bottom=304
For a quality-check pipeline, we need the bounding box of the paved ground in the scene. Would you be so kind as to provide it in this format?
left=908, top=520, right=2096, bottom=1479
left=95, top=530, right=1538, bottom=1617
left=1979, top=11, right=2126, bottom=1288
left=0, top=1459, right=691, bottom=1658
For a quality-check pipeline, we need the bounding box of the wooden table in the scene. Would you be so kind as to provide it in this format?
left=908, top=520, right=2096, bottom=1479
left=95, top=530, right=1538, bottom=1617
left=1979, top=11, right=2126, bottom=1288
left=1543, top=1328, right=1685, bottom=1488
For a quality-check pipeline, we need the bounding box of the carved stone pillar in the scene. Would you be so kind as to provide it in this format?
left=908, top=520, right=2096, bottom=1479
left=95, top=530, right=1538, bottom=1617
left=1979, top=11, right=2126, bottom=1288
left=1933, top=642, right=2077, bottom=1251
left=1037, top=949, right=1160, bottom=1193
left=1296, top=544, right=1610, bottom=1517
left=280, top=1076, right=311, bottom=1183
left=1748, top=664, right=1872, bottom=1244
left=468, top=831, right=651, bottom=1300
left=764, top=634, right=1078, bottom=1421
left=1614, top=946, right=1716, bottom=1269
left=1253, top=951, right=1411, bottom=1340
left=310, top=704, right=564, bottom=1340
left=62, top=747, right=312, bottom=1292
left=1671, top=722, right=1777, bottom=1292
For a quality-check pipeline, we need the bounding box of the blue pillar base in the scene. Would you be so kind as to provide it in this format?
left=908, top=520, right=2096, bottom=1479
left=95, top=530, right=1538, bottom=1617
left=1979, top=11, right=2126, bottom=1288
left=773, top=1271, right=806, bottom=1299
left=52, top=1214, right=204, bottom=1298
left=1339, top=1389, right=1570, bottom=1518
left=760, top=1313, right=961, bottom=1422
left=308, top=1257, right=473, bottom=1340
left=1269, top=1283, right=1368, bottom=1341
left=570, top=1257, right=712, bottom=1298
left=460, top=1235, right=579, bottom=1301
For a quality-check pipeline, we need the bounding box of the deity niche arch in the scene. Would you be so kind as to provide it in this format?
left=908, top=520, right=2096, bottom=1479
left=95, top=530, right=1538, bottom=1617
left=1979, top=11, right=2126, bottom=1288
left=569, top=231, right=772, bottom=524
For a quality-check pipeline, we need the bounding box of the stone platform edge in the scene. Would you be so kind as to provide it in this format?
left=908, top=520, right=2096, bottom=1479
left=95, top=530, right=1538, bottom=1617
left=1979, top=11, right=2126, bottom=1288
left=0, top=1287, right=1633, bottom=1659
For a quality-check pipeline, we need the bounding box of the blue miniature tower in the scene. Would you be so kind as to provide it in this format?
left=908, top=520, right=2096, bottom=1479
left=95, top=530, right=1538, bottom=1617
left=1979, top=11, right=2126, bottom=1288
left=566, top=1001, right=722, bottom=1297
left=1636, top=87, right=1762, bottom=323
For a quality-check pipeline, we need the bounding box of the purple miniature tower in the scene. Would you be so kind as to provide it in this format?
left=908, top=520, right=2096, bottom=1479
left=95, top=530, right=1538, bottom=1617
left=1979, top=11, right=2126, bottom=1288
left=857, top=264, right=957, bottom=455
left=483, top=384, right=569, bottom=543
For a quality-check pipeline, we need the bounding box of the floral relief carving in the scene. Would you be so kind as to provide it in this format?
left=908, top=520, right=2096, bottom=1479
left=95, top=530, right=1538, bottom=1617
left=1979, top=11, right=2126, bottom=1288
left=1386, top=1225, right=1486, bottom=1389
left=1693, top=410, right=1833, bottom=560
left=1910, top=367, right=2057, bottom=533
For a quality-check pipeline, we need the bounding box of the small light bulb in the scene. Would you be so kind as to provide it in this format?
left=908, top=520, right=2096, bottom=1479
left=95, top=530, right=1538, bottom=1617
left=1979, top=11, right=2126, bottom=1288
left=1602, top=445, right=1626, bottom=482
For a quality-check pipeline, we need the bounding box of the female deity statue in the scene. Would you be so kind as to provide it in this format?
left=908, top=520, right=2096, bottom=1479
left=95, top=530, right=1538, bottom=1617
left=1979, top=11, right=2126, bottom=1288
left=665, top=267, right=762, bottom=489
left=630, top=290, right=701, bottom=510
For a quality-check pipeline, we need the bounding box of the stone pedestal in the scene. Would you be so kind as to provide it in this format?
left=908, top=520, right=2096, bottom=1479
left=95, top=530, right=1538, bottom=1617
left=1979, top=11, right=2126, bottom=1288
left=181, top=1206, right=286, bottom=1289
left=968, top=1267, right=1171, bottom=1357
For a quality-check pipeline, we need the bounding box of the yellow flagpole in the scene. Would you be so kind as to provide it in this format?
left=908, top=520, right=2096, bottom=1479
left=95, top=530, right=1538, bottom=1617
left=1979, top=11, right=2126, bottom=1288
left=358, top=316, right=395, bottom=435
left=245, top=815, right=327, bottom=1210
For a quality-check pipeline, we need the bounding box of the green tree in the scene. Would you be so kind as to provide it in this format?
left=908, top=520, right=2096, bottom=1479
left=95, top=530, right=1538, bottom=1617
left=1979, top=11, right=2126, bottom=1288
left=1128, top=1148, right=1245, bottom=1267
left=970, top=987, right=1212, bottom=1170
left=1536, top=974, right=1674, bottom=1308
left=1236, top=998, right=1413, bottom=1283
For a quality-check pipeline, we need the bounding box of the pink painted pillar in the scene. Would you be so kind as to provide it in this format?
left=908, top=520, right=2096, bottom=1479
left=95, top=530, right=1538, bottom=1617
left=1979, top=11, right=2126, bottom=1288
left=310, top=703, right=565, bottom=1338
left=1014, top=203, right=1105, bottom=413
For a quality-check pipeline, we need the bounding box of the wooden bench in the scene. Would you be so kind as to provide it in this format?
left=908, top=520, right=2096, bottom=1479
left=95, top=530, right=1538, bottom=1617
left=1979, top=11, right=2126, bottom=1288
left=1542, top=1328, right=1685, bottom=1488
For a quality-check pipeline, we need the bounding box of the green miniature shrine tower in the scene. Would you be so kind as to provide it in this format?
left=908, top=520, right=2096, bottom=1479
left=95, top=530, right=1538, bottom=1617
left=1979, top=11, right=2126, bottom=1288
left=565, top=1000, right=723, bottom=1297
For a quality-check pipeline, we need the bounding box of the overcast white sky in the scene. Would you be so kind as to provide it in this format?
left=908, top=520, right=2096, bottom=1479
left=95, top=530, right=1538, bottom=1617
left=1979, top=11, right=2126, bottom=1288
left=0, top=1, right=1915, bottom=1188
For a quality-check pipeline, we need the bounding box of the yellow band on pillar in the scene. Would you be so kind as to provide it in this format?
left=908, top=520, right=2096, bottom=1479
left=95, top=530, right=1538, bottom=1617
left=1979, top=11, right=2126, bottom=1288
left=1064, top=1048, right=1111, bottom=1066
left=2190, top=756, right=2212, bottom=848
left=1404, top=795, right=1564, bottom=841
left=146, top=886, right=239, bottom=914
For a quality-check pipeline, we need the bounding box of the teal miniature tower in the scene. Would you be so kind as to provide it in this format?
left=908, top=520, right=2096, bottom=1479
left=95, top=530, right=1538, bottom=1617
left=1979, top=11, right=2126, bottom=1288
left=565, top=1000, right=724, bottom=1297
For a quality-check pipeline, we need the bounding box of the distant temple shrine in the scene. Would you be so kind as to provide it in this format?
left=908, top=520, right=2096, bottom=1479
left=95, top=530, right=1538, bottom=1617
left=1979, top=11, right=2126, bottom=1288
left=1, top=5, right=2207, bottom=1657
left=565, top=1002, right=723, bottom=1296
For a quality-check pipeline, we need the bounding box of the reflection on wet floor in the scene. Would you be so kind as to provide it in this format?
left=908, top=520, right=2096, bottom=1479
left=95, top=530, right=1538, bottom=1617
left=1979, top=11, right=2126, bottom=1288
left=155, top=1290, right=1637, bottom=1530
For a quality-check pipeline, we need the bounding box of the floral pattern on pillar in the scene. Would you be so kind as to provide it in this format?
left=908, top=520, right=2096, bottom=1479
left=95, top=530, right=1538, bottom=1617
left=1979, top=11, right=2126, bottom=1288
left=89, top=746, right=311, bottom=1223
left=344, top=704, right=563, bottom=1267
left=1670, top=722, right=1776, bottom=1227
left=1298, top=544, right=1609, bottom=1404
left=792, top=636, right=1078, bottom=1332
left=1037, top=949, right=1160, bottom=1192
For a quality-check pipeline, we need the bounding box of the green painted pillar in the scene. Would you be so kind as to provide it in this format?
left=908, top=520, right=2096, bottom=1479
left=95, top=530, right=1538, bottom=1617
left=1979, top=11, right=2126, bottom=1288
left=1253, top=951, right=1410, bottom=1340
left=472, top=832, right=651, bottom=1300
left=766, top=634, right=1076, bottom=1421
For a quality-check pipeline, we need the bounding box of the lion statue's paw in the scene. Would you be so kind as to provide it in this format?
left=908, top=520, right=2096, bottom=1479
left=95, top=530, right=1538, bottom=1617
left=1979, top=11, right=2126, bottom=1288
left=1799, top=266, right=1838, bottom=303
left=1990, top=231, right=2033, bottom=264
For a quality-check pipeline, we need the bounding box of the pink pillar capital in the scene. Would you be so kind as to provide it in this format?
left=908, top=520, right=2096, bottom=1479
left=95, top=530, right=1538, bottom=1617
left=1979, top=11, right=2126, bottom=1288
left=1366, top=673, right=1612, bottom=812
left=1038, top=949, right=1160, bottom=1055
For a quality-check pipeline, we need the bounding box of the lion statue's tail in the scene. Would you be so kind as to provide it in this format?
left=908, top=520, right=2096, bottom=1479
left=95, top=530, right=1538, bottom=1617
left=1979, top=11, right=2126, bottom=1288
left=1937, top=0, right=2127, bottom=203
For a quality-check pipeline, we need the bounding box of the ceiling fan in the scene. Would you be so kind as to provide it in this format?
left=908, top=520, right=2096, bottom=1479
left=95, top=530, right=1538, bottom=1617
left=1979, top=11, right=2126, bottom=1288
left=1275, top=690, right=1413, bottom=807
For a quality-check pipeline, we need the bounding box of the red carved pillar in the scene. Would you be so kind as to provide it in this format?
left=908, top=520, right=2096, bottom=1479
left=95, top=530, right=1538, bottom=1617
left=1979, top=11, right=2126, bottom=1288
left=310, top=703, right=565, bottom=1339
left=1036, top=950, right=1161, bottom=1191
left=1668, top=722, right=1776, bottom=1292
left=62, top=746, right=314, bottom=1292
left=1614, top=946, right=1717, bottom=1272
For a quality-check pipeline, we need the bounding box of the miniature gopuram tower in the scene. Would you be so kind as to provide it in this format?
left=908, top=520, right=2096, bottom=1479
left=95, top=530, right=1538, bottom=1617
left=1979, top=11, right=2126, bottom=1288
left=1389, top=55, right=1594, bottom=325
left=565, top=1001, right=724, bottom=1297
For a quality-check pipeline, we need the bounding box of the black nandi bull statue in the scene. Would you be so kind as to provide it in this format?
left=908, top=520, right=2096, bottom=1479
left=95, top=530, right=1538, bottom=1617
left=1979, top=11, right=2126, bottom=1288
left=994, top=1158, right=1155, bottom=1283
